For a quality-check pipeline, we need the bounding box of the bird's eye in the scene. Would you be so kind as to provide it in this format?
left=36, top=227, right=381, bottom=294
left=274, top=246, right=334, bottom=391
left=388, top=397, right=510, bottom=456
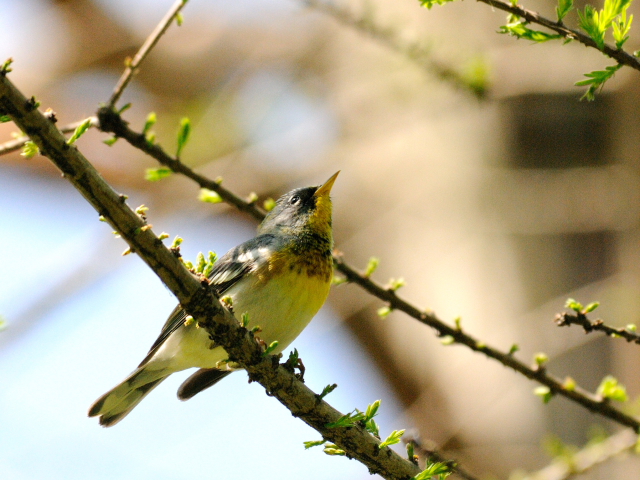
left=290, top=195, right=300, bottom=205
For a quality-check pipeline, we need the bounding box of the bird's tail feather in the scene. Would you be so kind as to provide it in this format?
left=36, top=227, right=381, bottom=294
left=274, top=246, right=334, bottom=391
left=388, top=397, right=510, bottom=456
left=177, top=368, right=232, bottom=400
left=88, top=366, right=168, bottom=427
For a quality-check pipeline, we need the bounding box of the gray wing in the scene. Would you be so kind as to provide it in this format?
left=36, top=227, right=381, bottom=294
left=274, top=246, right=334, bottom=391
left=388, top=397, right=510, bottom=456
left=138, top=234, right=276, bottom=367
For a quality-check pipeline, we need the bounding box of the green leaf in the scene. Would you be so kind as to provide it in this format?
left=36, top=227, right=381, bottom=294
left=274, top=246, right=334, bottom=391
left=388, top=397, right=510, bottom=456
left=199, top=188, right=223, bottom=204
left=135, top=204, right=149, bottom=215
left=578, top=5, right=606, bottom=49
left=406, top=442, right=416, bottom=462
left=413, top=461, right=452, bottom=480
left=377, top=306, right=393, bottom=319
left=601, top=0, right=631, bottom=30
left=66, top=118, right=93, bottom=145
left=0, top=115, right=10, bottom=123
left=534, top=386, right=553, bottom=403
left=500, top=20, right=562, bottom=42
left=332, top=275, right=348, bottom=286
left=583, top=301, right=600, bottom=313
left=326, top=410, right=366, bottom=428
left=565, top=298, right=583, bottom=312
left=195, top=252, right=206, bottom=273
left=323, top=444, right=346, bottom=456
left=176, top=117, right=191, bottom=158
left=613, top=7, right=633, bottom=49
left=534, top=352, right=549, bottom=367
left=379, top=429, right=405, bottom=449
left=462, top=55, right=489, bottom=98
left=118, top=103, right=132, bottom=114
left=387, top=277, right=406, bottom=291
left=419, top=0, right=456, bottom=9
left=366, top=418, right=380, bottom=437
left=175, top=12, right=184, bottom=26
left=364, top=257, right=380, bottom=277
left=262, top=340, right=279, bottom=357
left=145, top=167, right=173, bottom=182
left=304, top=440, right=326, bottom=449
left=364, top=399, right=381, bottom=422
left=21, top=140, right=39, bottom=158
left=556, top=0, right=574, bottom=22
left=318, top=383, right=338, bottom=400
left=563, top=376, right=576, bottom=391
left=143, top=111, right=157, bottom=134
left=440, top=335, right=455, bottom=345
left=241, top=312, right=250, bottom=327
left=508, top=344, right=520, bottom=355
left=103, top=136, right=118, bottom=146
left=597, top=375, right=628, bottom=402
left=1, top=57, right=13, bottom=75
left=171, top=236, right=183, bottom=248
left=575, top=64, right=621, bottom=101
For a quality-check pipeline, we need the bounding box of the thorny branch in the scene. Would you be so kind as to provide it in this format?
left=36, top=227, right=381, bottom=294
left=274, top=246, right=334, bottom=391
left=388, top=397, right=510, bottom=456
left=0, top=71, right=422, bottom=480
left=108, top=0, right=189, bottom=108
left=0, top=117, right=98, bottom=156
left=556, top=312, right=640, bottom=344
left=477, top=0, right=640, bottom=73
left=405, top=436, right=480, bottom=480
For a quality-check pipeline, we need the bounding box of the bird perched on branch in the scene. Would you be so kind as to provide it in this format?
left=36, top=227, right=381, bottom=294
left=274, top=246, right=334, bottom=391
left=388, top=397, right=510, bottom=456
left=89, top=172, right=339, bottom=427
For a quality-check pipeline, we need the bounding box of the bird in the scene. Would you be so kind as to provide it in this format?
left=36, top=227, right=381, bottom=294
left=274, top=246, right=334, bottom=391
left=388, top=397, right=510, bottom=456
left=89, top=171, right=339, bottom=427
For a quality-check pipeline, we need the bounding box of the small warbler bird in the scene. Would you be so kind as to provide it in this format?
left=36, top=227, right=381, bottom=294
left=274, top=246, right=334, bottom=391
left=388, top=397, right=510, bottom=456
left=89, top=172, right=339, bottom=427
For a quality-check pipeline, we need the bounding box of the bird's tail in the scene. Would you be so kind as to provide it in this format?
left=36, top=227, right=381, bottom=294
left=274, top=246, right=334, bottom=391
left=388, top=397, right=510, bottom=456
left=88, top=366, right=168, bottom=427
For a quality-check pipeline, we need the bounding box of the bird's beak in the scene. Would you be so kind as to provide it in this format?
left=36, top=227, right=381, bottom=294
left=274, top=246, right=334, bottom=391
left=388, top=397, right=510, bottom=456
left=314, top=171, right=340, bottom=197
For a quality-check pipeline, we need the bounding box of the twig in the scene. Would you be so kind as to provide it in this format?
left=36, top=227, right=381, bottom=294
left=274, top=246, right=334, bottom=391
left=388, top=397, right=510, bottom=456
left=518, top=429, right=638, bottom=480
left=96, top=105, right=640, bottom=432
left=299, top=0, right=487, bottom=98
left=0, top=117, right=98, bottom=156
left=556, top=312, right=640, bottom=344
left=97, top=107, right=263, bottom=219
left=405, top=436, right=480, bottom=480
left=334, top=255, right=640, bottom=432
left=0, top=71, right=422, bottom=480
left=477, top=0, right=640, bottom=73
left=108, top=0, right=189, bottom=108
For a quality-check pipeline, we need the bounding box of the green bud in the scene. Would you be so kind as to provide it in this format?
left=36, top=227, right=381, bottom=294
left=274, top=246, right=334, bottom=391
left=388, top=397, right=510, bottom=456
left=534, top=386, right=553, bottom=403
left=199, top=189, right=223, bottom=204
left=263, top=198, right=276, bottom=211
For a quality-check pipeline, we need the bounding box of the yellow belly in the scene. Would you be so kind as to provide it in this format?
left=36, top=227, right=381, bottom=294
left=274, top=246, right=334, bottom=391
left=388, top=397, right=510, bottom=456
left=157, top=267, right=331, bottom=371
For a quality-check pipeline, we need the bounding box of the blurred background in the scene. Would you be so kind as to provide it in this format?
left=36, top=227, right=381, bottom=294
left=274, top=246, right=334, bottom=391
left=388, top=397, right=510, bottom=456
left=1, top=0, right=640, bottom=478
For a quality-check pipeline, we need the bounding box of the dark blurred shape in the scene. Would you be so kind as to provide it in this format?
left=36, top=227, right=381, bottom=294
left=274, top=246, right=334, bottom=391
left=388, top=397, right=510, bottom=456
left=503, top=93, right=613, bottom=169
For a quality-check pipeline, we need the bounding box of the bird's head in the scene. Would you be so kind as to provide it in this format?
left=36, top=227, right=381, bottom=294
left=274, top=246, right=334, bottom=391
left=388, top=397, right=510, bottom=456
left=258, top=171, right=339, bottom=238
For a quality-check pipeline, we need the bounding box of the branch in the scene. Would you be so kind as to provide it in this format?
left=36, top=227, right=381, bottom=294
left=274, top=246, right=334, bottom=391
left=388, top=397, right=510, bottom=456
left=335, top=256, right=640, bottom=431
left=299, top=0, right=488, bottom=98
left=0, top=117, right=98, bottom=156
left=0, top=72, right=423, bottom=480
left=97, top=107, right=264, bottom=220
left=518, top=429, right=638, bottom=480
left=108, top=0, right=188, bottom=108
left=97, top=105, right=640, bottom=433
left=556, top=312, right=640, bottom=344
left=405, top=436, right=480, bottom=480
left=476, top=0, right=640, bottom=73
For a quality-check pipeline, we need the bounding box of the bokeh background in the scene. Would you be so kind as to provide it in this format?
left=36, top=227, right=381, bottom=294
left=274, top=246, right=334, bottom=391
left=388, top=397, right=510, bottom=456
left=2, top=0, right=640, bottom=479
